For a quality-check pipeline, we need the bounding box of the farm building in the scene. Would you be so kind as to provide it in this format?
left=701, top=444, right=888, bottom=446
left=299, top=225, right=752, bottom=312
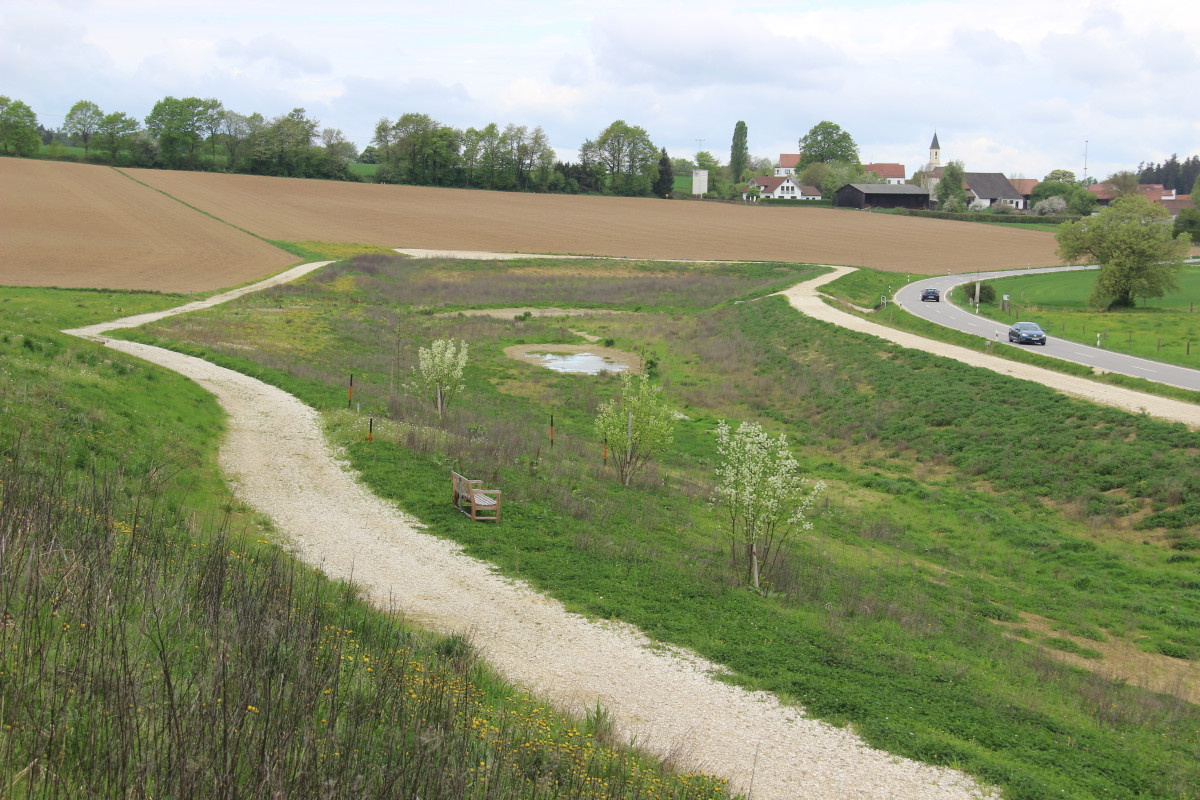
left=963, top=173, right=1027, bottom=209
left=742, top=176, right=821, bottom=202
left=834, top=183, right=930, bottom=210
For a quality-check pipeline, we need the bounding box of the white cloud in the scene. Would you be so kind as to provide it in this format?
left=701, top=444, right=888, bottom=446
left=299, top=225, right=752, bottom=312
left=217, top=35, right=332, bottom=76
left=3, top=0, right=1197, bottom=180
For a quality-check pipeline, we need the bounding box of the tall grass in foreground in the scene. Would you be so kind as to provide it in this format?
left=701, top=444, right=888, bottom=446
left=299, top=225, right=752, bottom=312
left=0, top=440, right=729, bottom=800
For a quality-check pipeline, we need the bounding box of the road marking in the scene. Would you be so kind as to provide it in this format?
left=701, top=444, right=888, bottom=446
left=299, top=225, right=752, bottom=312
left=1129, top=365, right=1157, bottom=374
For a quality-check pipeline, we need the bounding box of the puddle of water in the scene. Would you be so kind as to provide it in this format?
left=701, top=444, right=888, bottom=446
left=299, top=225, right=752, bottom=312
left=529, top=351, right=630, bottom=375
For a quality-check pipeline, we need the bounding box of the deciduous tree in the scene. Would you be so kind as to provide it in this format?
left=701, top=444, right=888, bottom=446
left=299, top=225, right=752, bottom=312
left=1173, top=206, right=1200, bottom=241
left=0, top=97, right=42, bottom=157
left=63, top=100, right=103, bottom=155
left=594, top=372, right=675, bottom=486
left=713, top=420, right=825, bottom=590
left=96, top=111, right=140, bottom=162
left=798, top=120, right=858, bottom=169
left=936, top=160, right=968, bottom=209
left=1030, top=181, right=1096, bottom=216
left=1043, top=168, right=1076, bottom=184
left=220, top=111, right=249, bottom=169
left=1106, top=170, right=1140, bottom=197
left=580, top=120, right=659, bottom=196
left=1057, top=194, right=1190, bottom=308
left=417, top=338, right=469, bottom=420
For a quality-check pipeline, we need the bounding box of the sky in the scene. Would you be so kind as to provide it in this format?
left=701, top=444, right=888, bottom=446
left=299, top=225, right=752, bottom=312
left=4, top=0, right=1198, bottom=182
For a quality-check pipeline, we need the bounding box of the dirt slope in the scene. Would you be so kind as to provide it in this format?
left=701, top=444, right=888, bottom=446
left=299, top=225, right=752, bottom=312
left=0, top=159, right=295, bottom=292
left=124, top=168, right=1061, bottom=273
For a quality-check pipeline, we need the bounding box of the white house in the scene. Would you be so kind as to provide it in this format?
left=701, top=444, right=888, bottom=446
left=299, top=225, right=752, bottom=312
left=776, top=154, right=801, bottom=177
left=743, top=176, right=821, bottom=201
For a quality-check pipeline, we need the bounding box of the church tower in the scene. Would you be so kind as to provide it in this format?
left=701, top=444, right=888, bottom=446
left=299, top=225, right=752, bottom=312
left=928, top=131, right=941, bottom=169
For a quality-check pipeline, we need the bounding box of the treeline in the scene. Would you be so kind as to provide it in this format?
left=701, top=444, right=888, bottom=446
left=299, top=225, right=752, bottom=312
left=367, top=114, right=671, bottom=196
left=1137, top=154, right=1200, bottom=195
left=5, top=94, right=682, bottom=197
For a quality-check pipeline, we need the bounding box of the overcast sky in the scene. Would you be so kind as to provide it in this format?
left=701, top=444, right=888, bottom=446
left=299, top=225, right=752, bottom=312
left=4, top=0, right=1198, bottom=181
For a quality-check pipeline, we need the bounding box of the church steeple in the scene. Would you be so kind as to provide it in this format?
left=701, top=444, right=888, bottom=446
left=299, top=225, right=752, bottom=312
left=929, top=131, right=941, bottom=168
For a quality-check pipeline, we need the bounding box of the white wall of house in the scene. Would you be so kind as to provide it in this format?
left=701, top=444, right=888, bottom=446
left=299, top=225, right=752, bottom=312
left=692, top=169, right=708, bottom=196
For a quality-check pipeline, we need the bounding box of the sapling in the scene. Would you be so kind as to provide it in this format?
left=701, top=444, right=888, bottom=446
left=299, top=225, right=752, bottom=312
left=417, top=337, right=468, bottom=419
left=713, top=419, right=825, bottom=590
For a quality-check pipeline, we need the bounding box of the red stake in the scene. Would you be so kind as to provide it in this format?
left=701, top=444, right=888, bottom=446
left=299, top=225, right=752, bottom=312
left=349, top=374, right=354, bottom=409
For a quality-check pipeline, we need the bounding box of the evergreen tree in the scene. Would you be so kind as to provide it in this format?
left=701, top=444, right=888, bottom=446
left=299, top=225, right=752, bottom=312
left=652, top=148, right=674, bottom=198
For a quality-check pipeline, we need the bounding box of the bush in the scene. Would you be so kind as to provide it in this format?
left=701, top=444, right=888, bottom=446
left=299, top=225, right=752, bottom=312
left=1033, top=196, right=1068, bottom=216
left=962, top=281, right=996, bottom=304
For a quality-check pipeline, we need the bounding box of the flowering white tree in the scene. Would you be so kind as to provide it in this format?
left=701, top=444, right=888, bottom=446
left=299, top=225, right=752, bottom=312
left=713, top=420, right=826, bottom=590
left=1032, top=196, right=1068, bottom=216
left=417, top=338, right=469, bottom=419
left=594, top=372, right=675, bottom=486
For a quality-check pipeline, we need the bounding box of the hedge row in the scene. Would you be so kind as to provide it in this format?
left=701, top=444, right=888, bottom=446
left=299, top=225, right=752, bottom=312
left=881, top=208, right=1081, bottom=224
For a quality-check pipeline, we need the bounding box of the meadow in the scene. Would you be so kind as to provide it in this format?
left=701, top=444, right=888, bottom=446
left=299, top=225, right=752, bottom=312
left=118, top=253, right=1200, bottom=800
left=0, top=286, right=730, bottom=800
left=960, top=265, right=1200, bottom=369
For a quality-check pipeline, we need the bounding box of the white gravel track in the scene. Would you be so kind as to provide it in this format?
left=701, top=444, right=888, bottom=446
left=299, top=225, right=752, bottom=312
left=61, top=259, right=1001, bottom=800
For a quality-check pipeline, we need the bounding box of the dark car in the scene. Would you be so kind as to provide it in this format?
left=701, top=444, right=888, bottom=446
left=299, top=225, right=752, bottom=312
left=921, top=288, right=940, bottom=302
left=1009, top=321, right=1047, bottom=345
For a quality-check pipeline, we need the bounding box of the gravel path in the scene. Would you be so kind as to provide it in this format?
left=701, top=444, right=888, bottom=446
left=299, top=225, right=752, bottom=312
left=65, top=261, right=994, bottom=800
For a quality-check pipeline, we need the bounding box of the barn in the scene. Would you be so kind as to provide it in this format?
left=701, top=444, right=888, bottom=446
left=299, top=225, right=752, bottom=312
left=834, top=183, right=930, bottom=210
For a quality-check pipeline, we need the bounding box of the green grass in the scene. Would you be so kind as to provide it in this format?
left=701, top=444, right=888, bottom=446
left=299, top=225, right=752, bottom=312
left=0, top=288, right=732, bottom=800
left=960, top=265, right=1200, bottom=368
left=121, top=253, right=1200, bottom=800
left=349, top=162, right=378, bottom=179
left=821, top=265, right=1200, bottom=406
left=672, top=175, right=692, bottom=195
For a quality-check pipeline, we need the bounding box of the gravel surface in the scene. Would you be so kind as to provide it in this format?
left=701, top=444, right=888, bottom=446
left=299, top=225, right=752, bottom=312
left=65, top=261, right=996, bottom=800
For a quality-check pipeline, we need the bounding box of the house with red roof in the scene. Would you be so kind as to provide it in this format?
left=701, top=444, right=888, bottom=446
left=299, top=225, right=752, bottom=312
left=1009, top=178, right=1039, bottom=206
left=861, top=163, right=906, bottom=184
left=742, top=175, right=821, bottom=202
left=776, top=154, right=802, bottom=177
left=1086, top=183, right=1192, bottom=216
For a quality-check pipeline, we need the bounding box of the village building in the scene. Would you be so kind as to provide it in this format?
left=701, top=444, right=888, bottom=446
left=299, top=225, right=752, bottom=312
left=742, top=175, right=822, bottom=202
left=1087, top=182, right=1193, bottom=216
left=963, top=173, right=1027, bottom=210
left=834, top=183, right=929, bottom=210
left=861, top=163, right=906, bottom=184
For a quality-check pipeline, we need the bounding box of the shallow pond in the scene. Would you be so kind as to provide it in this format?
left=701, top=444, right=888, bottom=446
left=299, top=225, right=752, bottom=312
left=528, top=351, right=630, bottom=374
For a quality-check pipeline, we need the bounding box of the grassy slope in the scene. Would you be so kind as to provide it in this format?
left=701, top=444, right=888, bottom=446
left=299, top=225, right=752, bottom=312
left=120, top=255, right=1200, bottom=800
left=0, top=287, right=730, bottom=800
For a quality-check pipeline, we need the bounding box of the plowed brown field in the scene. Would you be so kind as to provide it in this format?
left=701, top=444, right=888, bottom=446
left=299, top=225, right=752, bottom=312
left=5, top=158, right=1066, bottom=293
left=127, top=168, right=1062, bottom=272
left=1, top=159, right=295, bottom=292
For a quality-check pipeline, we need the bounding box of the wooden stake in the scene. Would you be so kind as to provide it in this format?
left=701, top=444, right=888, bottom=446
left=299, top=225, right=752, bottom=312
left=349, top=374, right=353, bottom=409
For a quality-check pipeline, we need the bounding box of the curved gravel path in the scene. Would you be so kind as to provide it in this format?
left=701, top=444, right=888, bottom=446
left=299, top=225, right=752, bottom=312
left=65, top=261, right=992, bottom=800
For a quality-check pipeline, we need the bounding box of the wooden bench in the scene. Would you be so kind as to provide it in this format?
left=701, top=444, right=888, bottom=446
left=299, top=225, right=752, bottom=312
left=451, top=470, right=501, bottom=522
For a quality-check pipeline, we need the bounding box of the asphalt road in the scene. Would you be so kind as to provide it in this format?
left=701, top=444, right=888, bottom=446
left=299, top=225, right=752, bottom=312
left=895, top=265, right=1200, bottom=393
